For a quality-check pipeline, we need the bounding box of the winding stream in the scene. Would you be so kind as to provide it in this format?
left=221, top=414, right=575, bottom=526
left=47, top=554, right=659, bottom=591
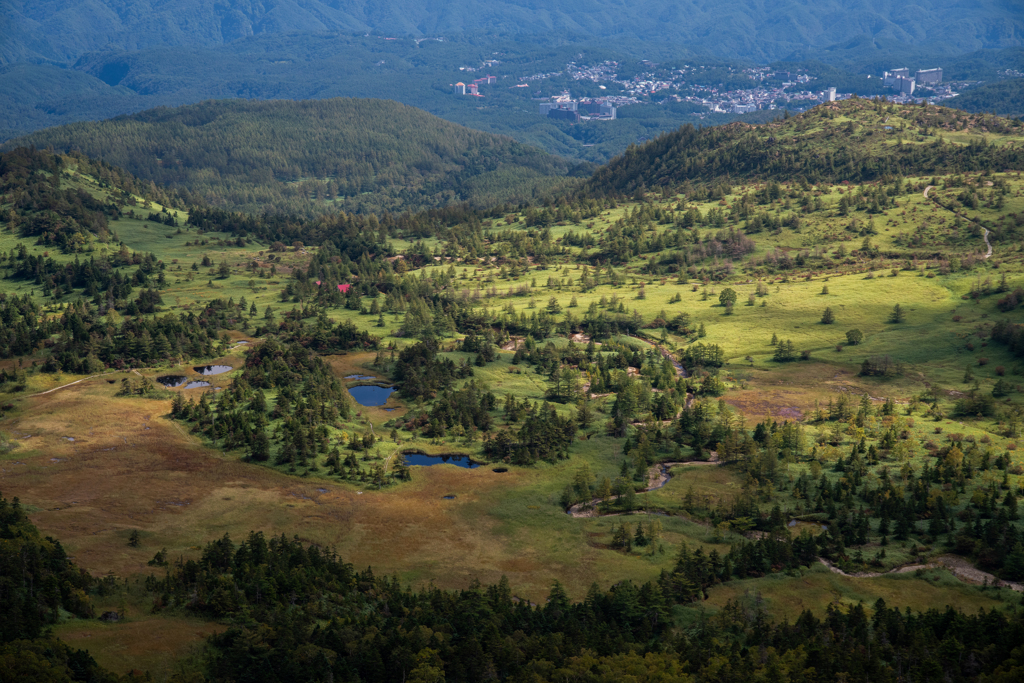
left=566, top=458, right=718, bottom=517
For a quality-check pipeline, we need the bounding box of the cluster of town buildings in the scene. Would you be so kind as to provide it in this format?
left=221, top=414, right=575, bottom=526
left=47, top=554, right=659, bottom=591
left=879, top=68, right=943, bottom=96
left=450, top=57, right=959, bottom=119
left=451, top=74, right=497, bottom=97
left=537, top=91, right=617, bottom=121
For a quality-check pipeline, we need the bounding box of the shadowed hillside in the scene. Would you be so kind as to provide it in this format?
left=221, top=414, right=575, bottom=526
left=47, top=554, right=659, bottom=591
left=4, top=98, right=587, bottom=216
left=3, top=0, right=1021, bottom=65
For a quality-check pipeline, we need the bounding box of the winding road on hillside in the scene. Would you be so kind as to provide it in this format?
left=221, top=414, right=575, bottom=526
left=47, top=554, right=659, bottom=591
left=924, top=185, right=992, bottom=258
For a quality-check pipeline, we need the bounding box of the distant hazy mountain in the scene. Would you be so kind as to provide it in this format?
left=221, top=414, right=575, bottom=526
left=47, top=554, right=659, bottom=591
left=3, top=0, right=1021, bottom=65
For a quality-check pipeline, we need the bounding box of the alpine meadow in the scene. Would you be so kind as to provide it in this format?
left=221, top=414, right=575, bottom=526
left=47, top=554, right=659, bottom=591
left=4, top=2, right=1024, bottom=682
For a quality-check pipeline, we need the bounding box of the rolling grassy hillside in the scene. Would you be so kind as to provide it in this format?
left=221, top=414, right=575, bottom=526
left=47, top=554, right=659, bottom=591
left=3, top=98, right=587, bottom=216
left=4, top=103, right=1024, bottom=680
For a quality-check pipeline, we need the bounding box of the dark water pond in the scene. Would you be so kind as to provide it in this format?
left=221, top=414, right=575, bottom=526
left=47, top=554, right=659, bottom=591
left=194, top=365, right=233, bottom=376
left=348, top=385, right=395, bottom=406
left=184, top=381, right=211, bottom=389
left=345, top=374, right=377, bottom=380
left=157, top=375, right=188, bottom=388
left=403, top=452, right=480, bottom=469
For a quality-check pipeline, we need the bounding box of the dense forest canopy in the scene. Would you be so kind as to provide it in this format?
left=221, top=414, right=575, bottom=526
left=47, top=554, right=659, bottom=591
left=4, top=0, right=1021, bottom=66
left=2, top=98, right=585, bottom=217
left=948, top=78, right=1024, bottom=119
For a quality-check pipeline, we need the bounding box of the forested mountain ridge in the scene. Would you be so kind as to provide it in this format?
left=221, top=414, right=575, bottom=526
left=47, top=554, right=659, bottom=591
left=587, top=98, right=1024, bottom=196
left=3, top=0, right=1022, bottom=66
left=948, top=78, right=1024, bottom=119
left=3, top=98, right=586, bottom=216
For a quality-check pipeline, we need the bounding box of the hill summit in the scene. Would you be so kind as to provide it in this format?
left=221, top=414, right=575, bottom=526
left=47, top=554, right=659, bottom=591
left=3, top=98, right=585, bottom=216
left=587, top=99, right=1024, bottom=196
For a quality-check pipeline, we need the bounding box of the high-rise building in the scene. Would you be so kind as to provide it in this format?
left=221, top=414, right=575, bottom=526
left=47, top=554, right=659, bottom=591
left=896, top=77, right=915, bottom=95
left=916, top=68, right=943, bottom=85
left=547, top=108, right=580, bottom=122
left=826, top=87, right=837, bottom=102
left=453, top=82, right=466, bottom=95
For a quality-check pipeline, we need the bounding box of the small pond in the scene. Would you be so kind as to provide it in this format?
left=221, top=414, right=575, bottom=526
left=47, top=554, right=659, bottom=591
left=403, top=452, right=480, bottom=469
left=348, top=385, right=395, bottom=406
left=157, top=375, right=188, bottom=388
left=345, top=374, right=377, bottom=380
left=194, top=365, right=233, bottom=376
left=184, top=380, right=211, bottom=389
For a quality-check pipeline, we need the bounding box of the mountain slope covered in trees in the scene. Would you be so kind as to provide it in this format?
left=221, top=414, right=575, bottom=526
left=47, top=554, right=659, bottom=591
left=3, top=0, right=1022, bottom=66
left=586, top=98, right=1024, bottom=196
left=3, top=98, right=585, bottom=216
left=948, top=78, right=1024, bottom=118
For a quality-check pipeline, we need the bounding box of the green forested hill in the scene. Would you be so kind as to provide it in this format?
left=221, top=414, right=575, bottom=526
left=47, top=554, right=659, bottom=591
left=3, top=98, right=585, bottom=216
left=586, top=99, right=1024, bottom=195
left=948, top=78, right=1024, bottom=118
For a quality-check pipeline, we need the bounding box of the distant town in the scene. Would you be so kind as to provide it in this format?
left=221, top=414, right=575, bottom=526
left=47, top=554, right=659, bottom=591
left=450, top=58, right=974, bottom=121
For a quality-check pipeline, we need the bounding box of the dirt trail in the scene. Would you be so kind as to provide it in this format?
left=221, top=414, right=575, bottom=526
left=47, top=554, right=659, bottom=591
left=819, top=555, right=1023, bottom=592
left=567, top=457, right=719, bottom=518
left=923, top=185, right=992, bottom=259
left=29, top=372, right=117, bottom=397
left=627, top=335, right=688, bottom=378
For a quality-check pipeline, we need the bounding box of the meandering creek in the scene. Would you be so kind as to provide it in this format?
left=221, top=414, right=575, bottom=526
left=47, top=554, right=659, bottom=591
left=567, top=458, right=719, bottom=517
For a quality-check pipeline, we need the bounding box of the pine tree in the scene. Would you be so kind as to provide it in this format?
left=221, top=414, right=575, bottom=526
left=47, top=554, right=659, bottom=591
left=633, top=522, right=647, bottom=547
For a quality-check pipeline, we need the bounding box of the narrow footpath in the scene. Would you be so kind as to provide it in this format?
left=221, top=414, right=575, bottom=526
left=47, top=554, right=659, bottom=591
left=923, top=185, right=992, bottom=259
left=820, top=556, right=1023, bottom=592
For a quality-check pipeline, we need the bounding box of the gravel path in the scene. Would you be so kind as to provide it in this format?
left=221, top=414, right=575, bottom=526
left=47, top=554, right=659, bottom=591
left=820, top=555, right=1022, bottom=591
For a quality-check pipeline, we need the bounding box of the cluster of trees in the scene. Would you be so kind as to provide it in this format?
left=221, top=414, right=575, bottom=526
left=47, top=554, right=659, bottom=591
left=484, top=401, right=578, bottom=465
left=172, top=338, right=351, bottom=467
left=1, top=295, right=222, bottom=371
left=2, top=236, right=168, bottom=306
left=392, top=340, right=473, bottom=401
